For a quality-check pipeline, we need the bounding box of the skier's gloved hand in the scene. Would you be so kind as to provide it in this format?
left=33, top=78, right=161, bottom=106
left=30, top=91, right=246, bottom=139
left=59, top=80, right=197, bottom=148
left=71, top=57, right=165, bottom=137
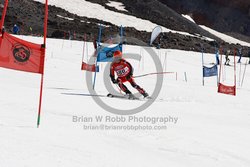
left=111, top=77, right=119, bottom=84
left=112, top=79, right=118, bottom=84
left=115, top=78, right=122, bottom=84
left=110, top=74, right=117, bottom=84
left=126, top=69, right=133, bottom=80
left=125, top=75, right=132, bottom=80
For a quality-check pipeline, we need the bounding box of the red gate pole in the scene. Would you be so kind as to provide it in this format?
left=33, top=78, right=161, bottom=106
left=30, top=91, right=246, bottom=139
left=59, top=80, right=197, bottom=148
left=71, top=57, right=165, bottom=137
left=234, top=48, right=236, bottom=95
left=37, top=0, right=48, bottom=128
left=0, top=0, right=9, bottom=32
left=218, top=48, right=223, bottom=84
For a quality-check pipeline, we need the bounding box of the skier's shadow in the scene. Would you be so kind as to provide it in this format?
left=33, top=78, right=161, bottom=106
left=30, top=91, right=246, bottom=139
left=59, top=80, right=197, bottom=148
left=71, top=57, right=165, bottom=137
left=61, top=92, right=107, bottom=98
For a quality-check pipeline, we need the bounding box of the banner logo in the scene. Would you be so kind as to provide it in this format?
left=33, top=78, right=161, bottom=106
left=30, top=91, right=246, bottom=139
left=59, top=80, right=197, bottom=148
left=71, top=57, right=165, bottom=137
left=12, top=44, right=31, bottom=63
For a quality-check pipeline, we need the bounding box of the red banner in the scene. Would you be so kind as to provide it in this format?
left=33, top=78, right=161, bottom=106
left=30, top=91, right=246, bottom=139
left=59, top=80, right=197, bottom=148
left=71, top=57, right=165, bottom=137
left=0, top=32, right=45, bottom=74
left=218, top=83, right=236, bottom=96
left=81, top=62, right=99, bottom=72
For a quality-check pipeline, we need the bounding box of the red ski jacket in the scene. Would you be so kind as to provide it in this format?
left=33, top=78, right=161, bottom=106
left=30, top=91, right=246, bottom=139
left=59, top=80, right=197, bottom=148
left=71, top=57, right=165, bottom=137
left=110, top=59, right=133, bottom=82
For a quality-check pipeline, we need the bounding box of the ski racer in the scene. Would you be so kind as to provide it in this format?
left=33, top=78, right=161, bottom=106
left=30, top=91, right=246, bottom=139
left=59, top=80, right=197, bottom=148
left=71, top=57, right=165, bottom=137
left=109, top=50, right=149, bottom=99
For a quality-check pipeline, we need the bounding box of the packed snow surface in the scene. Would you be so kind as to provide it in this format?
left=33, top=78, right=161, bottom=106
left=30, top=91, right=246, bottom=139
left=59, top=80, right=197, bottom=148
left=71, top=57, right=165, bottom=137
left=0, top=35, right=250, bottom=167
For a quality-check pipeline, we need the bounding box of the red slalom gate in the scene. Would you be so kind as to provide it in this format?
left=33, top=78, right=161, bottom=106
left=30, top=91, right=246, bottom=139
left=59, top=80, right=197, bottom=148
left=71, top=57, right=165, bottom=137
left=217, top=48, right=236, bottom=96
left=218, top=83, right=236, bottom=96
left=0, top=0, right=48, bottom=127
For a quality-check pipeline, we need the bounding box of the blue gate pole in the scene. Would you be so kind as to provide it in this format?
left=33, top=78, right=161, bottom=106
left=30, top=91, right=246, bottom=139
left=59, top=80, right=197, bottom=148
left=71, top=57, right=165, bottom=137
left=120, top=25, right=123, bottom=41
left=119, top=25, right=123, bottom=53
left=215, top=48, right=219, bottom=86
left=93, top=24, right=102, bottom=90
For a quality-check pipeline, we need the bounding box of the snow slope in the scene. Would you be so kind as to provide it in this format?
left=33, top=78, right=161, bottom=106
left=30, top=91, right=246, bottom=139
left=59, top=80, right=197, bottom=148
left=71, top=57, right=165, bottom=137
left=32, top=0, right=250, bottom=46
left=0, top=35, right=250, bottom=167
left=182, top=14, right=195, bottom=23
left=200, top=25, right=250, bottom=47
left=32, top=0, right=209, bottom=38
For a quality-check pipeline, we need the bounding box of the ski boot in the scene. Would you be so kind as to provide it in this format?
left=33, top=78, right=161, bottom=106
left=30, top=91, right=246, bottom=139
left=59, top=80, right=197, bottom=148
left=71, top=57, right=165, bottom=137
left=142, top=92, right=152, bottom=99
left=125, top=93, right=136, bottom=100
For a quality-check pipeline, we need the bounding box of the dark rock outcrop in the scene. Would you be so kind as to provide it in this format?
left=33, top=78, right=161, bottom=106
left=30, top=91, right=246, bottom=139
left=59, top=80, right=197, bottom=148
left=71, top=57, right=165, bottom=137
left=0, top=0, right=249, bottom=55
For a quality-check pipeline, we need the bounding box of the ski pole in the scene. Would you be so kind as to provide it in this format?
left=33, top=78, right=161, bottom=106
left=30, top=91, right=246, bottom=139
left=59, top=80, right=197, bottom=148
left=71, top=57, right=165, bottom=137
left=133, top=72, right=175, bottom=78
